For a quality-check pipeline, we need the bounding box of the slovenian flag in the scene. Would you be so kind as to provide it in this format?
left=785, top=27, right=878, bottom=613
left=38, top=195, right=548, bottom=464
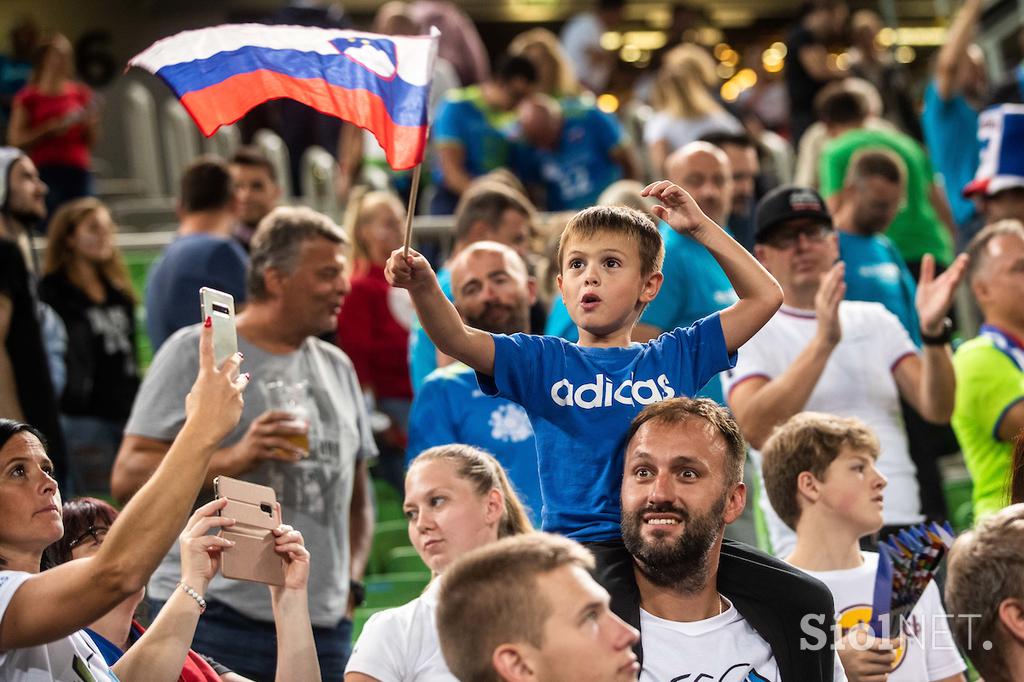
left=129, top=24, right=439, bottom=170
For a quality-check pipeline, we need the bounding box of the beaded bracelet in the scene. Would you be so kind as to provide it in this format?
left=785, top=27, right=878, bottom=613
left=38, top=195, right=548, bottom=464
left=178, top=582, right=207, bottom=614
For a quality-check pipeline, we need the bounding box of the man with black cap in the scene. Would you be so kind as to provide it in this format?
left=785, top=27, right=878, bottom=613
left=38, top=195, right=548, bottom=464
left=0, top=146, right=68, bottom=487
left=722, top=185, right=967, bottom=556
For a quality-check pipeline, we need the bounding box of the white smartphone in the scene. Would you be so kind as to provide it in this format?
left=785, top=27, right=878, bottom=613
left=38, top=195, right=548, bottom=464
left=199, top=287, right=238, bottom=368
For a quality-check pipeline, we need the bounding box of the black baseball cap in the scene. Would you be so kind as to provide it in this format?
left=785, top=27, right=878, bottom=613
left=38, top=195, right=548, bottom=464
left=754, top=185, right=833, bottom=244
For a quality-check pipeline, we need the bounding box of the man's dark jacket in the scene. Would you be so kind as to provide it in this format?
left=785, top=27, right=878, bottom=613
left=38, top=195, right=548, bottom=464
left=590, top=539, right=838, bottom=681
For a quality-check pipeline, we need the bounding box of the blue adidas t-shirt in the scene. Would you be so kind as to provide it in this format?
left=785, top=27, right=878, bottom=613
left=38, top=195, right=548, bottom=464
left=408, top=362, right=542, bottom=525
left=513, top=104, right=625, bottom=211
left=409, top=267, right=453, bottom=392
left=839, top=231, right=921, bottom=345
left=477, top=313, right=734, bottom=541
left=639, top=223, right=737, bottom=403
left=145, top=233, right=248, bottom=352
left=921, top=80, right=979, bottom=228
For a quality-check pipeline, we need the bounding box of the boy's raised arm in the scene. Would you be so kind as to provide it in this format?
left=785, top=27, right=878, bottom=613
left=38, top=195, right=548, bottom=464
left=385, top=248, right=496, bottom=376
left=642, top=181, right=784, bottom=353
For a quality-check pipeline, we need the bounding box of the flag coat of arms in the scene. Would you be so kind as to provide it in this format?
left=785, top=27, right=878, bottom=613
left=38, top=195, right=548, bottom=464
left=129, top=24, right=439, bottom=170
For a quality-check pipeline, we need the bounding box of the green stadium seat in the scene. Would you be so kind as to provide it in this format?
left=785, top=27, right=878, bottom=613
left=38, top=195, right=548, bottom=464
left=385, top=545, right=429, bottom=574
left=943, top=477, right=974, bottom=532
left=376, top=498, right=406, bottom=523
left=368, top=519, right=412, bottom=575
left=363, top=572, right=431, bottom=609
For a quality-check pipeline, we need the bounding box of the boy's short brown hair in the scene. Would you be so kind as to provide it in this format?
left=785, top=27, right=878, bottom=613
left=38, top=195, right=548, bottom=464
left=556, top=205, right=665, bottom=277
left=436, top=533, right=594, bottom=682
left=946, top=503, right=1024, bottom=681
left=761, top=412, right=880, bottom=530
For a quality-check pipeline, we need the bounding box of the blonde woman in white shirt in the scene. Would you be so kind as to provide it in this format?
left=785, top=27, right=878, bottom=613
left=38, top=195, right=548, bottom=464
left=346, top=444, right=534, bottom=682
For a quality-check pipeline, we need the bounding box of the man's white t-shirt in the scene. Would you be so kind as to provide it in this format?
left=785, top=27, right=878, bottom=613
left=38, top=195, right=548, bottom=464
left=639, top=598, right=781, bottom=682
left=0, top=571, right=118, bottom=681
left=345, top=579, right=455, bottom=681
left=723, top=302, right=923, bottom=556
left=801, top=552, right=966, bottom=682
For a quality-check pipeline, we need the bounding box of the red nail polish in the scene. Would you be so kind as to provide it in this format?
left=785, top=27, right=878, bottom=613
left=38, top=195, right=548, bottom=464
left=204, top=316, right=212, bottom=328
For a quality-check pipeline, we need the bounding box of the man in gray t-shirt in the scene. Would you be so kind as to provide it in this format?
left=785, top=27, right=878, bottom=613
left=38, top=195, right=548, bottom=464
left=113, top=206, right=376, bottom=681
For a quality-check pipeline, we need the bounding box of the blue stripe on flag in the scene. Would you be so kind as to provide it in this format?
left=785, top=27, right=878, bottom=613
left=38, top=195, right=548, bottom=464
left=155, top=43, right=429, bottom=127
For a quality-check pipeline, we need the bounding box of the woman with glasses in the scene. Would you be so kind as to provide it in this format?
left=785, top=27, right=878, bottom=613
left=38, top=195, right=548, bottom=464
left=0, top=323, right=248, bottom=681
left=44, top=496, right=320, bottom=682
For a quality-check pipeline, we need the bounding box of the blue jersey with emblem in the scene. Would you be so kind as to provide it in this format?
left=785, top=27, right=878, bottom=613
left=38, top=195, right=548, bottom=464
left=407, top=362, right=541, bottom=525
left=409, top=267, right=453, bottom=392
left=514, top=104, right=624, bottom=211
left=839, top=231, right=921, bottom=345
left=639, top=222, right=738, bottom=403
left=478, top=314, right=734, bottom=541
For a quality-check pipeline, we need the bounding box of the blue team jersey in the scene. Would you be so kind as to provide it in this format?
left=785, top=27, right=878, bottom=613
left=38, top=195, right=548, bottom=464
left=431, top=86, right=516, bottom=186
left=408, top=362, right=542, bottom=525
left=639, top=223, right=737, bottom=403
left=838, top=231, right=921, bottom=345
left=477, top=314, right=734, bottom=541
left=409, top=267, right=453, bottom=392
left=514, top=105, right=624, bottom=211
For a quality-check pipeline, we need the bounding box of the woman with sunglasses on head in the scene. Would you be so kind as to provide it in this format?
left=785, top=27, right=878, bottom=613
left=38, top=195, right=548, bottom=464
left=44, top=496, right=320, bottom=682
left=345, top=444, right=533, bottom=682
left=0, top=323, right=246, bottom=681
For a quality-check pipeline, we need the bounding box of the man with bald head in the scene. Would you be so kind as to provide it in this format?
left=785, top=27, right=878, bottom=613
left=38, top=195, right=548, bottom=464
left=514, top=93, right=637, bottom=211
left=634, top=142, right=737, bottom=404
left=406, top=240, right=542, bottom=522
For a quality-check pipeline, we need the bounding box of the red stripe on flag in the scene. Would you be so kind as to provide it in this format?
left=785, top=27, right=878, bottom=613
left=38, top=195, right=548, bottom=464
left=179, top=69, right=427, bottom=170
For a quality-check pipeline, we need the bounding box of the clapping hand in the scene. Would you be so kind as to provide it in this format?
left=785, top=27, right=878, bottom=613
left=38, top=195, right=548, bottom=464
left=916, top=253, right=968, bottom=336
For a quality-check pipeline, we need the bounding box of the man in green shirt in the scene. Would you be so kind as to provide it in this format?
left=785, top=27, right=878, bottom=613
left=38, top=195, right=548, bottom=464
left=817, top=87, right=957, bottom=273
left=952, top=220, right=1024, bottom=519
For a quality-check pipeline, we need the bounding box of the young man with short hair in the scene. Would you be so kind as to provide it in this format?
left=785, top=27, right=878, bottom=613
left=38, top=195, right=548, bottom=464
left=761, top=412, right=966, bottom=682
left=946, top=503, right=1024, bottom=682
left=437, top=532, right=640, bottom=682
left=229, top=146, right=281, bottom=251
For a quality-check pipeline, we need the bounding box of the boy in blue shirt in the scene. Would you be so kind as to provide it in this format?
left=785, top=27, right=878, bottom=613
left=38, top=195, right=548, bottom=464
left=387, top=181, right=783, bottom=541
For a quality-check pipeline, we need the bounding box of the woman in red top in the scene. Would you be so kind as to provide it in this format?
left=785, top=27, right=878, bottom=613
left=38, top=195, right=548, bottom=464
left=8, top=33, right=98, bottom=225
left=337, top=189, right=413, bottom=489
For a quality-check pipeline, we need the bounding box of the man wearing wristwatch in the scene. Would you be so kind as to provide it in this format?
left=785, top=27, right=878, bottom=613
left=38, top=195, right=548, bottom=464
left=723, top=185, right=967, bottom=556
left=952, top=220, right=1024, bottom=521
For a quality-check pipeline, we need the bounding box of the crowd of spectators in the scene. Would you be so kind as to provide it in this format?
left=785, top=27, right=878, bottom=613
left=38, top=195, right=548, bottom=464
left=6, top=0, right=1024, bottom=680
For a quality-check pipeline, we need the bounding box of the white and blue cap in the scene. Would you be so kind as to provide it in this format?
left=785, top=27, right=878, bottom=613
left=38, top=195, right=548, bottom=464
left=964, top=104, right=1024, bottom=198
left=0, top=146, right=25, bottom=210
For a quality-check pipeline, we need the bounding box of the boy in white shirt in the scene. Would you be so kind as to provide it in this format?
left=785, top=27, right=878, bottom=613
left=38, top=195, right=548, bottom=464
left=760, top=412, right=967, bottom=682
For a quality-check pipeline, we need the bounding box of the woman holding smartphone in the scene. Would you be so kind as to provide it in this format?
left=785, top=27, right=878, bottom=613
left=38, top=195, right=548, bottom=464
left=0, top=322, right=246, bottom=681
left=345, top=445, right=533, bottom=681
left=45, top=496, right=320, bottom=682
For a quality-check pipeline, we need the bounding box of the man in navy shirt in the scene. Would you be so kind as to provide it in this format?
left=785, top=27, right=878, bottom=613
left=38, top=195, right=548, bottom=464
left=145, top=157, right=248, bottom=351
left=408, top=241, right=542, bottom=523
